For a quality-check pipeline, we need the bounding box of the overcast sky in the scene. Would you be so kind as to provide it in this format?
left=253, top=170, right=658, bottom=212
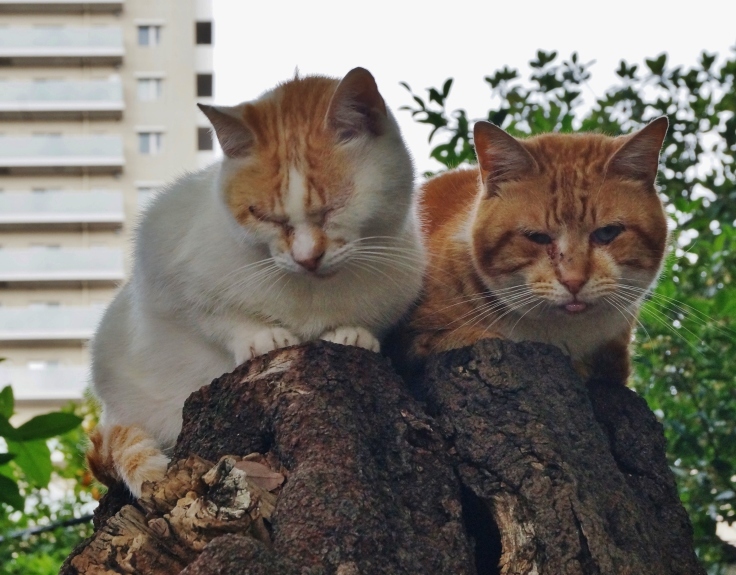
left=211, top=0, right=735, bottom=175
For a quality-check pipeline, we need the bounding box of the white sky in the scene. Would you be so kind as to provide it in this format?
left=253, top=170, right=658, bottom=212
left=212, top=0, right=735, bottom=175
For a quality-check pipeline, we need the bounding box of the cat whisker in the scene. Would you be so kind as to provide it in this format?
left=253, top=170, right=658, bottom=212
left=616, top=285, right=736, bottom=339
left=606, top=294, right=652, bottom=341
left=476, top=296, right=542, bottom=338
left=442, top=290, right=536, bottom=326
left=348, top=253, right=428, bottom=280
left=217, top=257, right=278, bottom=284
left=446, top=294, right=539, bottom=336
left=613, top=291, right=716, bottom=354
left=428, top=288, right=533, bottom=316
left=348, top=251, right=447, bottom=286
left=347, top=259, right=407, bottom=293
left=220, top=265, right=285, bottom=300
left=439, top=284, right=533, bottom=306
left=508, top=300, right=545, bottom=337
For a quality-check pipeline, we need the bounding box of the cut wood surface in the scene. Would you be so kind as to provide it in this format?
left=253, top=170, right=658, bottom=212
left=60, top=340, right=704, bottom=575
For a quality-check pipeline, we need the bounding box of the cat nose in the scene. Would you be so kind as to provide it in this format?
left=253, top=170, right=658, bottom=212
left=294, top=251, right=324, bottom=272
left=561, top=278, right=586, bottom=295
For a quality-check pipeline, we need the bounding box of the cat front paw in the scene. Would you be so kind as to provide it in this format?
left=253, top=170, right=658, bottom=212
left=320, top=326, right=380, bottom=352
left=124, top=451, right=170, bottom=499
left=235, top=327, right=300, bottom=365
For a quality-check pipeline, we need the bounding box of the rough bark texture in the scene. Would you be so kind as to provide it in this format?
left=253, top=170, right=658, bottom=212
left=60, top=340, right=704, bottom=575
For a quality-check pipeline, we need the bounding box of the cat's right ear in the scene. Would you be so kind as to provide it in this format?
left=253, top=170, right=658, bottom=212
left=198, top=104, right=255, bottom=159
left=326, top=67, right=387, bottom=141
left=473, top=121, right=537, bottom=197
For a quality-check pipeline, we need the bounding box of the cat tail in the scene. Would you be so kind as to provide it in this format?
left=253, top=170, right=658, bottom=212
left=86, top=424, right=170, bottom=498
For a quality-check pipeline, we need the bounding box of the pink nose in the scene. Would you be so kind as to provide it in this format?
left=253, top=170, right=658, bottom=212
left=561, top=278, right=586, bottom=295
left=294, top=251, right=324, bottom=272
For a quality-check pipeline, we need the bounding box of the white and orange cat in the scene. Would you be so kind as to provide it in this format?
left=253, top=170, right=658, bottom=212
left=88, top=68, right=425, bottom=496
left=405, top=118, right=669, bottom=383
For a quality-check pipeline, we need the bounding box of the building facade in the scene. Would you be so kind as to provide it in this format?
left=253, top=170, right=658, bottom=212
left=0, top=0, right=215, bottom=413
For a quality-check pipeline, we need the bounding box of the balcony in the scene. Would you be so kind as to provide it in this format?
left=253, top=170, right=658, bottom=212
left=0, top=26, right=123, bottom=66
left=0, top=79, right=123, bottom=120
left=0, top=305, right=104, bottom=344
left=0, top=135, right=124, bottom=175
left=0, top=247, right=124, bottom=287
left=0, top=365, right=88, bottom=401
left=0, top=1, right=122, bottom=14
left=0, top=191, right=124, bottom=230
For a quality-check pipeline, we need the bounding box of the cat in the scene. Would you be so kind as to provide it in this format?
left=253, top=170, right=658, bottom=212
left=404, top=117, right=669, bottom=384
left=86, top=67, right=425, bottom=497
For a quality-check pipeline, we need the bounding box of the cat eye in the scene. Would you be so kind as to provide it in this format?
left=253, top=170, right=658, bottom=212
left=525, top=232, right=553, bottom=245
left=308, top=207, right=333, bottom=225
left=591, top=225, right=624, bottom=245
left=249, top=205, right=288, bottom=226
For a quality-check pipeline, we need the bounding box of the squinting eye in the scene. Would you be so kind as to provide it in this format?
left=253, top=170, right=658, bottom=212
left=526, top=232, right=553, bottom=245
left=592, top=225, right=624, bottom=244
left=249, top=205, right=288, bottom=226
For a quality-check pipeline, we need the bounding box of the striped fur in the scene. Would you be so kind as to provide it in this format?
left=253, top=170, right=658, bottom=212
left=406, top=118, right=669, bottom=383
left=87, top=425, right=168, bottom=497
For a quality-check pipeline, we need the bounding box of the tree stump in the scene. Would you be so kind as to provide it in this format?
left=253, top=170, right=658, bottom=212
left=60, top=340, right=705, bottom=575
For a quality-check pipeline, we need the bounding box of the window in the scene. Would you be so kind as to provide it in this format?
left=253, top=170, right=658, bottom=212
left=196, top=21, right=212, bottom=45
left=138, top=132, right=163, bottom=155
left=137, top=25, right=161, bottom=46
left=197, top=127, right=213, bottom=151
left=137, top=78, right=163, bottom=101
left=28, top=302, right=61, bottom=309
left=28, top=360, right=61, bottom=370
left=196, top=73, right=213, bottom=97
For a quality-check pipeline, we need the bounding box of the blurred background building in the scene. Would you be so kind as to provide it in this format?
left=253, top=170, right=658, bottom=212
left=0, top=0, right=215, bottom=416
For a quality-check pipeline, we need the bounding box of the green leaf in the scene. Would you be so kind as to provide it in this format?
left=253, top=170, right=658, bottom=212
left=0, top=385, right=14, bottom=419
left=6, top=439, right=52, bottom=487
left=645, top=53, right=667, bottom=75
left=428, top=87, right=443, bottom=105
left=0, top=473, right=24, bottom=509
left=0, top=414, right=19, bottom=441
left=15, top=412, right=82, bottom=441
left=441, top=78, right=453, bottom=98
left=0, top=452, right=15, bottom=465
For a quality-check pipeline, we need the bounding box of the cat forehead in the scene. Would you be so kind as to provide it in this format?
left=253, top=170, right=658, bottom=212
left=501, top=135, right=631, bottom=221
left=524, top=133, right=621, bottom=178
left=246, top=75, right=339, bottom=138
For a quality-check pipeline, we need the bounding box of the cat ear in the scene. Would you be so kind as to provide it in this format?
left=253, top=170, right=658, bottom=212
left=473, top=121, right=537, bottom=196
left=607, top=116, right=668, bottom=186
left=198, top=103, right=255, bottom=159
left=326, top=67, right=387, bottom=141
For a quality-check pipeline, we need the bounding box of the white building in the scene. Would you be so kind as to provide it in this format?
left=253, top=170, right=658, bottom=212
left=0, top=0, right=215, bottom=415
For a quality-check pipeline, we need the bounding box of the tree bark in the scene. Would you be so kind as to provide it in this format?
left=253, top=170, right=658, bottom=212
left=60, top=340, right=704, bottom=575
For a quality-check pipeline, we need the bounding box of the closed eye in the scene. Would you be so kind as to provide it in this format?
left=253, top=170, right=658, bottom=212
left=249, top=205, right=289, bottom=226
left=307, top=207, right=333, bottom=225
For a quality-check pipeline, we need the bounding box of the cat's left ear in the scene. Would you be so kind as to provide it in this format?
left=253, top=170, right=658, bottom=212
left=326, top=67, right=387, bottom=141
left=607, top=116, right=669, bottom=186
left=473, top=121, right=538, bottom=196
left=198, top=103, right=255, bottom=159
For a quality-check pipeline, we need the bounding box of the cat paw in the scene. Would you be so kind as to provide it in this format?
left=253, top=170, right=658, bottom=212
left=320, top=326, right=380, bottom=352
left=122, top=451, right=170, bottom=499
left=235, top=327, right=300, bottom=365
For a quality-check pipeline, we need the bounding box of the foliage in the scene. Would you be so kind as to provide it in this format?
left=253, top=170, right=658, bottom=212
left=0, top=389, right=98, bottom=575
left=402, top=48, right=736, bottom=572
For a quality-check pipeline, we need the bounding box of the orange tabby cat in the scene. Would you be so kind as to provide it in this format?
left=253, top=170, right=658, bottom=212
left=405, top=118, right=669, bottom=383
